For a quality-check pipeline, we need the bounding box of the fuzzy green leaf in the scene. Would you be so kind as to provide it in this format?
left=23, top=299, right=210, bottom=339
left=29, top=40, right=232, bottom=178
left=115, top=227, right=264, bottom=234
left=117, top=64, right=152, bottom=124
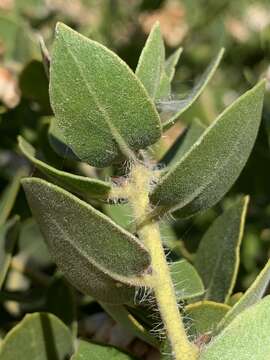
left=195, top=197, right=249, bottom=302
left=0, top=169, right=26, bottom=226
left=50, top=23, right=161, bottom=167
left=162, top=49, right=224, bottom=130
left=18, top=136, right=110, bottom=200
left=200, top=296, right=270, bottom=360
left=186, top=301, right=230, bottom=336
left=171, top=259, right=205, bottom=300
left=0, top=216, right=20, bottom=289
left=218, top=259, right=270, bottom=331
left=156, top=47, right=182, bottom=100
left=135, top=22, right=165, bottom=99
left=22, top=178, right=151, bottom=304
left=150, top=81, right=265, bottom=217
left=169, top=118, right=206, bottom=165
left=71, top=340, right=135, bottom=360
left=0, top=312, right=73, bottom=360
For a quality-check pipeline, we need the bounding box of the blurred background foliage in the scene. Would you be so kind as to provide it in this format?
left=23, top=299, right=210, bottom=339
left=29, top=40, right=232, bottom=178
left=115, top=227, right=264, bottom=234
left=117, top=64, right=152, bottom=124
left=1, top=0, right=270, bottom=353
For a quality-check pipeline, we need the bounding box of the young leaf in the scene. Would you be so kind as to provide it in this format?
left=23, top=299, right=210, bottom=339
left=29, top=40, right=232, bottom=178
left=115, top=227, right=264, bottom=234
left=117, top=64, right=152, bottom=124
left=185, top=301, right=230, bottom=335
left=171, top=259, right=205, bottom=301
left=71, top=340, right=134, bottom=360
left=156, top=47, right=182, bottom=100
left=100, top=303, right=159, bottom=348
left=0, top=169, right=26, bottom=226
left=195, top=197, right=249, bottom=302
left=135, top=22, right=165, bottom=99
left=0, top=312, right=73, bottom=360
left=164, top=47, right=183, bottom=81
left=150, top=81, right=265, bottom=217
left=0, top=216, right=20, bottom=289
left=200, top=296, right=270, bottom=360
left=50, top=23, right=161, bottom=167
left=217, top=259, right=270, bottom=331
left=162, top=49, right=224, bottom=130
left=22, top=178, right=151, bottom=304
left=18, top=136, right=110, bottom=200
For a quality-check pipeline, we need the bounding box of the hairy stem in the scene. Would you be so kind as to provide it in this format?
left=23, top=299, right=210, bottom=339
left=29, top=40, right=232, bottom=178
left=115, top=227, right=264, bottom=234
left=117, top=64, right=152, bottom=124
left=128, top=164, right=198, bottom=360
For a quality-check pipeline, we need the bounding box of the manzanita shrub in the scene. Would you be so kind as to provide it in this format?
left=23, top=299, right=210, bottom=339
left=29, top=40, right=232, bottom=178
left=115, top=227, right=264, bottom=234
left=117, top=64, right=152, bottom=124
left=1, top=21, right=269, bottom=360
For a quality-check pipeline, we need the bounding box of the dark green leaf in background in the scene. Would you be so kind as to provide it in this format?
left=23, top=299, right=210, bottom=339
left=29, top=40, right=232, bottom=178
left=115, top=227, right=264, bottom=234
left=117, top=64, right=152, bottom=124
left=195, top=196, right=249, bottom=302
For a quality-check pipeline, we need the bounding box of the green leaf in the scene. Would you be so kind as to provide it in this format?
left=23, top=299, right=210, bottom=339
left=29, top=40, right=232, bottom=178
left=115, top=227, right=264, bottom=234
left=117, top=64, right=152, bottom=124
left=18, top=136, right=111, bottom=200
left=0, top=312, right=73, bottom=360
left=200, top=296, right=270, bottom=360
left=150, top=81, right=265, bottom=217
left=0, top=216, right=20, bottom=289
left=186, top=301, right=230, bottom=335
left=135, top=22, right=165, bottom=99
left=50, top=23, right=161, bottom=167
left=0, top=13, right=38, bottom=64
left=100, top=303, right=159, bottom=348
left=0, top=169, right=26, bottom=226
left=217, top=259, right=270, bottom=331
left=171, top=259, right=205, bottom=301
left=164, top=47, right=182, bottom=81
left=156, top=47, right=182, bottom=100
left=162, top=49, right=224, bottom=130
left=18, top=218, right=51, bottom=267
left=195, top=197, right=249, bottom=302
left=22, top=178, right=151, bottom=304
left=169, top=118, right=206, bottom=165
left=71, top=340, right=135, bottom=360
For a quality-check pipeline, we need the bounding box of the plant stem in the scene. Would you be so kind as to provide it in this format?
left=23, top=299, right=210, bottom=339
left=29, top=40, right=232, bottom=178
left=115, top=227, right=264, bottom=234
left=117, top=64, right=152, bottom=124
left=128, top=164, right=198, bottom=360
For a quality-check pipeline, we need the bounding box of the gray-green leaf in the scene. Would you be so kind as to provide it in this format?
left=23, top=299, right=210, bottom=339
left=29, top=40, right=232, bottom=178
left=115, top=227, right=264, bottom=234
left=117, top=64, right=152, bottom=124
left=171, top=259, right=205, bottom=301
left=150, top=81, right=265, bottom=217
left=156, top=47, right=182, bottom=100
left=0, top=216, right=20, bottom=289
left=50, top=23, right=161, bottom=167
left=217, top=259, right=270, bottom=331
left=195, top=196, right=249, bottom=302
left=18, top=136, right=110, bottom=200
left=200, top=296, right=270, bottom=360
left=22, top=178, right=151, bottom=304
left=135, top=22, right=165, bottom=99
left=162, top=49, right=224, bottom=130
left=0, top=312, right=73, bottom=360
left=71, top=340, right=135, bottom=360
